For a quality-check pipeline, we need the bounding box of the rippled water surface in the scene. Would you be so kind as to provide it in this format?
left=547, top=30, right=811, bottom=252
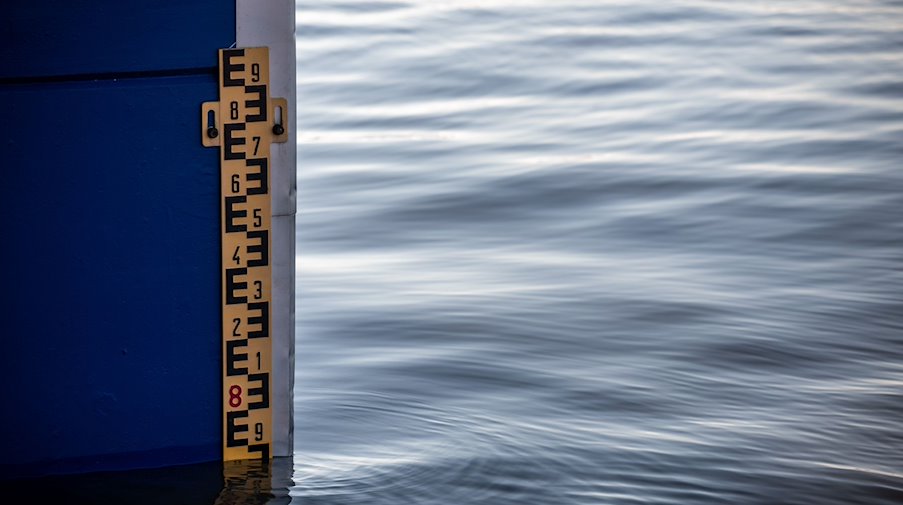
left=293, top=1, right=903, bottom=503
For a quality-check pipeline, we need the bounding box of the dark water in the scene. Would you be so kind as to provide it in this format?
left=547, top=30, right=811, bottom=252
left=293, top=1, right=903, bottom=504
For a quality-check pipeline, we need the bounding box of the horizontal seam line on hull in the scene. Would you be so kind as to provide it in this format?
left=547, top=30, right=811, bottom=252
left=0, top=67, right=218, bottom=85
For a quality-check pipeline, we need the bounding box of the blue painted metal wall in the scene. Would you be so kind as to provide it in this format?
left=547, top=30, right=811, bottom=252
left=0, top=1, right=234, bottom=478
left=1, top=0, right=234, bottom=79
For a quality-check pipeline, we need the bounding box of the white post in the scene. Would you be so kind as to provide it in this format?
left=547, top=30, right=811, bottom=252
left=236, top=0, right=296, bottom=458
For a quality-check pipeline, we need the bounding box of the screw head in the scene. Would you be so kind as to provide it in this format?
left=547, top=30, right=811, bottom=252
left=273, top=124, right=285, bottom=135
left=206, top=127, right=219, bottom=139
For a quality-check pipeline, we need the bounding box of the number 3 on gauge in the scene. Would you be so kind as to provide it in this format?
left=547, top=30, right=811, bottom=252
left=253, top=280, right=262, bottom=299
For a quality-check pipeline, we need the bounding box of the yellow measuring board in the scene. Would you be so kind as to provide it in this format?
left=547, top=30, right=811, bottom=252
left=202, top=47, right=288, bottom=461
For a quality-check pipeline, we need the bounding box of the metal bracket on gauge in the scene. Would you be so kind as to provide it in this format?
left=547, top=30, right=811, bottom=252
left=201, top=47, right=287, bottom=462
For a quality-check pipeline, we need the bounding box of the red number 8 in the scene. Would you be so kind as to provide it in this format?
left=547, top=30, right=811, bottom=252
left=228, top=385, right=242, bottom=408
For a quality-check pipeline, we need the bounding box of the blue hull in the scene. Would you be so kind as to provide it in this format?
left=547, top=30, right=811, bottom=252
left=1, top=0, right=237, bottom=479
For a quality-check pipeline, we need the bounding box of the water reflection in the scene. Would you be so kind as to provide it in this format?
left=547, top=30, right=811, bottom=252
left=216, top=458, right=293, bottom=505
left=3, top=457, right=293, bottom=505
